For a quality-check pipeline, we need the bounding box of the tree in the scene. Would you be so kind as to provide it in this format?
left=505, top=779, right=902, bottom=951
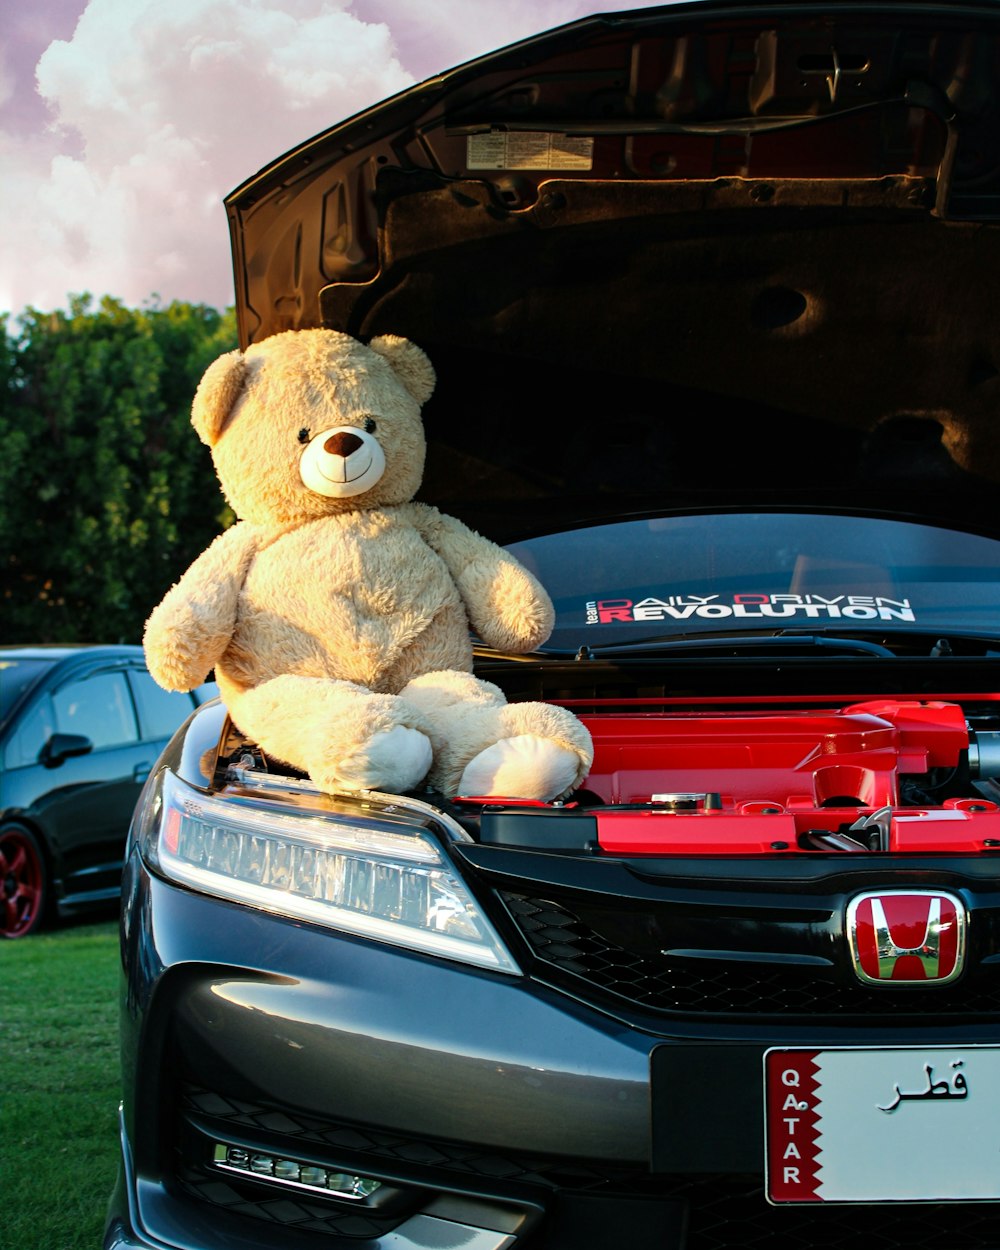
left=1, top=295, right=237, bottom=643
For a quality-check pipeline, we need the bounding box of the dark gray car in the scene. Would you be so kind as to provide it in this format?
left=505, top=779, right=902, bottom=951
left=108, top=3, right=1000, bottom=1247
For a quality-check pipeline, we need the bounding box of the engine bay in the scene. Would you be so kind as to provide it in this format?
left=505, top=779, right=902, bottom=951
left=213, top=686, right=1000, bottom=857
left=459, top=699, right=1000, bottom=856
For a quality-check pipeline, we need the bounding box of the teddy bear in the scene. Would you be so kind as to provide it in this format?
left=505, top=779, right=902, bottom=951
left=143, top=327, right=593, bottom=800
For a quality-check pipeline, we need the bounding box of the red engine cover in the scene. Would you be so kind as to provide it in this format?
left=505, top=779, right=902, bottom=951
left=572, top=701, right=1000, bottom=855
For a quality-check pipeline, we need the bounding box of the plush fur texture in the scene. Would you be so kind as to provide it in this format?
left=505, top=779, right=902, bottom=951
left=144, top=328, right=592, bottom=799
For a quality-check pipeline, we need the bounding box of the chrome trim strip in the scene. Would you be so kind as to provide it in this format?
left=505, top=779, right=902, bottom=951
left=225, top=765, right=474, bottom=843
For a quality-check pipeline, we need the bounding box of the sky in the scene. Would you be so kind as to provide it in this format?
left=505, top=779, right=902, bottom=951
left=1, top=0, right=663, bottom=318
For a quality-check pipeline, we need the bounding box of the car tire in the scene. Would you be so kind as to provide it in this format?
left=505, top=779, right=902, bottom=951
left=0, top=823, right=48, bottom=938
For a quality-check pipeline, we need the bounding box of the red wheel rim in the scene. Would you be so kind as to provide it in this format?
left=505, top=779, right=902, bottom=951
left=0, top=828, right=44, bottom=938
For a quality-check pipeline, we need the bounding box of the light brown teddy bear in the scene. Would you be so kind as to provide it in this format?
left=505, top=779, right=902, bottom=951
left=143, top=328, right=593, bottom=799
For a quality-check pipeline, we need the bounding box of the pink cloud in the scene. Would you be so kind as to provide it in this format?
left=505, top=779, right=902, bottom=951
left=0, top=0, right=659, bottom=315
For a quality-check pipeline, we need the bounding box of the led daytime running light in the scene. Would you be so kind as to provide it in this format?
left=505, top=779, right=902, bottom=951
left=212, top=1142, right=382, bottom=1201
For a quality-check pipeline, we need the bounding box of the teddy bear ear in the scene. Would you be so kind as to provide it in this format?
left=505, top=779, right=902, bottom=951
left=191, top=349, right=249, bottom=446
left=367, top=335, right=436, bottom=405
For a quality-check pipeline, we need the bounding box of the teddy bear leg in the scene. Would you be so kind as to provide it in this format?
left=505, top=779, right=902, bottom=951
left=459, top=733, right=584, bottom=801
left=398, top=669, right=507, bottom=715
left=222, top=674, right=433, bottom=794
left=456, top=699, right=593, bottom=800
left=399, top=671, right=592, bottom=800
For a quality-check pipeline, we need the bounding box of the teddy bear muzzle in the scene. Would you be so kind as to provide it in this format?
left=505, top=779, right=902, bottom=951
left=299, top=424, right=386, bottom=498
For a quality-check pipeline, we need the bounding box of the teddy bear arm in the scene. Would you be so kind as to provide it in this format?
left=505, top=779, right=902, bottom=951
left=412, top=507, right=555, bottom=652
left=143, top=525, right=260, bottom=691
left=461, top=555, right=556, bottom=652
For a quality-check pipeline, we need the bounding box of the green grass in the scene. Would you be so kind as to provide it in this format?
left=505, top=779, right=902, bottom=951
left=1, top=915, right=122, bottom=1250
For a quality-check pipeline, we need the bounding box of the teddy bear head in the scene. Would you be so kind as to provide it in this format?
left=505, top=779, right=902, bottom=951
left=190, top=328, right=436, bottom=524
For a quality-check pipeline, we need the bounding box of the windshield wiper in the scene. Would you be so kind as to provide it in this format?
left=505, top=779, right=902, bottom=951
left=566, top=632, right=896, bottom=660
left=476, top=630, right=1000, bottom=663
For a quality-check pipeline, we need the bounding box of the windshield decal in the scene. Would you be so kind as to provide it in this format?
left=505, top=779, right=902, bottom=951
left=584, top=594, right=916, bottom=625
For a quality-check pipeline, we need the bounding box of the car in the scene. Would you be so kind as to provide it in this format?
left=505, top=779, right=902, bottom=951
left=0, top=645, right=214, bottom=937
left=107, top=2, right=1000, bottom=1247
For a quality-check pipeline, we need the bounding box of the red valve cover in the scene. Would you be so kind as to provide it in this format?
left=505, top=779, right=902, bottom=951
left=569, top=700, right=1000, bottom=855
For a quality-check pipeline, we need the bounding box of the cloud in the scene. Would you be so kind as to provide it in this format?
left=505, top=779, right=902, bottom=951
left=0, top=46, right=14, bottom=112
left=2, top=0, right=413, bottom=314
left=0, top=0, right=652, bottom=317
left=360, top=0, right=626, bottom=80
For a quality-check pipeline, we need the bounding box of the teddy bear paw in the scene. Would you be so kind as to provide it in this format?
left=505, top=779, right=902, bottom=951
left=459, top=735, right=581, bottom=801
left=333, top=726, right=433, bottom=793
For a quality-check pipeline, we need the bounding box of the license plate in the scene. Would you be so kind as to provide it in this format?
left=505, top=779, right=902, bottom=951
left=764, top=1046, right=1000, bottom=1203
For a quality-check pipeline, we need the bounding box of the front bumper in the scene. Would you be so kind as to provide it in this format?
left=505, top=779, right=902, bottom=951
left=109, top=853, right=675, bottom=1250
left=109, top=848, right=1000, bottom=1250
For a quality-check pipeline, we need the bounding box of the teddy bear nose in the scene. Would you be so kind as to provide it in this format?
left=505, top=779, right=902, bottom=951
left=324, top=430, right=364, bottom=457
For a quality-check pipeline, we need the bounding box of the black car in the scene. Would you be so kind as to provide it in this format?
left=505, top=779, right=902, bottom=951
left=0, top=645, right=212, bottom=937
left=108, top=3, right=1000, bottom=1247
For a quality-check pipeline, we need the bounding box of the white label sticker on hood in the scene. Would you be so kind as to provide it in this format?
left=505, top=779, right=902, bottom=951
left=583, top=593, right=917, bottom=624
left=467, top=130, right=593, bottom=170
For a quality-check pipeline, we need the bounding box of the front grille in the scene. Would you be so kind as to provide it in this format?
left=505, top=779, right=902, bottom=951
left=177, top=1088, right=1000, bottom=1249
left=173, top=1166, right=402, bottom=1240
left=500, top=892, right=1000, bottom=1018
left=679, top=1177, right=1000, bottom=1250
left=174, top=1087, right=408, bottom=1240
left=178, top=1084, right=653, bottom=1195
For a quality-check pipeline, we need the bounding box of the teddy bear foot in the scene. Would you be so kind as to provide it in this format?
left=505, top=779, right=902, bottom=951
left=458, top=735, right=582, bottom=801
left=328, top=726, right=433, bottom=793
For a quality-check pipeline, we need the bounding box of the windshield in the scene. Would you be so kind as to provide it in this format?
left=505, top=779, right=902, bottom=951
left=506, top=512, right=1000, bottom=651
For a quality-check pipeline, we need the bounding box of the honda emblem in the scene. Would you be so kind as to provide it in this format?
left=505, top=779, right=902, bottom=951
left=846, top=891, right=966, bottom=986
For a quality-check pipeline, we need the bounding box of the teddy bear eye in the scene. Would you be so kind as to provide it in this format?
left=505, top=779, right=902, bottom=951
left=298, top=428, right=310, bottom=444
left=363, top=416, right=377, bottom=433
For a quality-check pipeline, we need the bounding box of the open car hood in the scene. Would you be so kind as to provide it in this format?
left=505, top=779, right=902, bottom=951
left=225, top=0, right=1000, bottom=541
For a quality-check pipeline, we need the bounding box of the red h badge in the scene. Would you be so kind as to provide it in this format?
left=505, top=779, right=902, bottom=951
left=846, top=891, right=965, bottom=985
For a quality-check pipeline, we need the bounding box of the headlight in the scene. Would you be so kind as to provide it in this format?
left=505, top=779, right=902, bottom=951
left=139, top=770, right=520, bottom=974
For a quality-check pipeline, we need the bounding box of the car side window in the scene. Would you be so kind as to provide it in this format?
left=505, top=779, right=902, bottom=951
left=51, top=671, right=138, bottom=750
left=3, top=693, right=56, bottom=768
left=129, top=669, right=196, bottom=741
